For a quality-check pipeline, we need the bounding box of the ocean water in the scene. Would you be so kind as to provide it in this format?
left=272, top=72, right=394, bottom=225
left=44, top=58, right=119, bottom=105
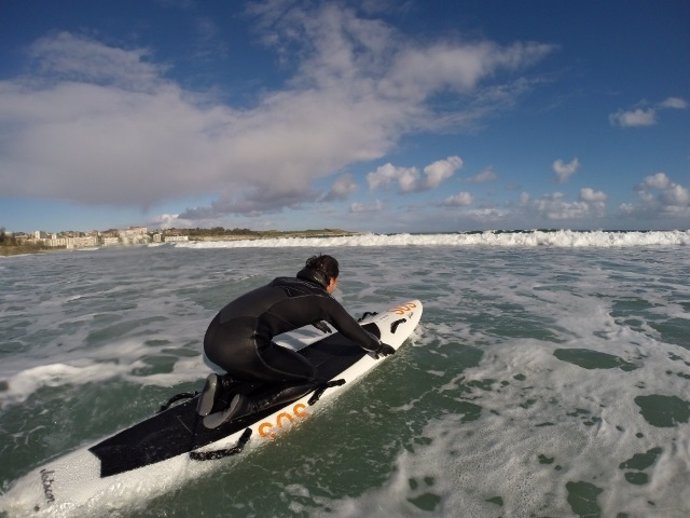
left=1, top=230, right=690, bottom=518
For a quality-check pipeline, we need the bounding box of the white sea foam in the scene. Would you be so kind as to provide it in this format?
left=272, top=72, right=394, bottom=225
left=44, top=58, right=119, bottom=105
left=322, top=334, right=690, bottom=517
left=2, top=243, right=689, bottom=517
left=2, top=363, right=132, bottom=408
left=171, top=229, right=690, bottom=249
left=0, top=337, right=207, bottom=409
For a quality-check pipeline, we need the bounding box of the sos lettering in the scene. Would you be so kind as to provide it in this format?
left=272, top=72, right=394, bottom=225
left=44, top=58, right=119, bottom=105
left=388, top=301, right=417, bottom=315
left=258, top=403, right=308, bottom=439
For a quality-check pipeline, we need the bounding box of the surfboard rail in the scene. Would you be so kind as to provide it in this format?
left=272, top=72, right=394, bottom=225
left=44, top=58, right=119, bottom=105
left=0, top=299, right=422, bottom=517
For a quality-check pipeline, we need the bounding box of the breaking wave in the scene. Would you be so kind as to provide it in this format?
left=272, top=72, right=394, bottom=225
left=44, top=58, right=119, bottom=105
left=172, top=229, right=690, bottom=249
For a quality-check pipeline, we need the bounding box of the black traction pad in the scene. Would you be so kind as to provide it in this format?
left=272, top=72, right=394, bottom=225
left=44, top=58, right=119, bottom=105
left=89, top=323, right=379, bottom=477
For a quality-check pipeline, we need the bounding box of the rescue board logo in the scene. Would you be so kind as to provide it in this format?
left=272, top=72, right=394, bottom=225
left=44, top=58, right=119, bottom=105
left=258, top=403, right=308, bottom=439
left=388, top=301, right=417, bottom=315
left=40, top=468, right=56, bottom=504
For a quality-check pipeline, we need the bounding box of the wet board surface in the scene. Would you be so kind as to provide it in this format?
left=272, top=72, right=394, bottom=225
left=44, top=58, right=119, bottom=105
left=89, top=324, right=378, bottom=477
left=0, top=300, right=422, bottom=517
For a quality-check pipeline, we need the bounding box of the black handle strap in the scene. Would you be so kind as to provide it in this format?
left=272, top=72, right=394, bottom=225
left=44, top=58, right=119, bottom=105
left=189, top=428, right=253, bottom=461
left=157, top=392, right=197, bottom=413
left=308, top=379, right=346, bottom=405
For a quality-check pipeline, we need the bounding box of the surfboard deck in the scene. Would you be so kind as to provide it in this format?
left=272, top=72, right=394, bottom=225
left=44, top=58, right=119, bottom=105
left=0, top=300, right=422, bottom=517
left=88, top=323, right=378, bottom=477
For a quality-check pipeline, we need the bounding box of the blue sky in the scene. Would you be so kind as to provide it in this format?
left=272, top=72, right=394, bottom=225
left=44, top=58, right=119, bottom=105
left=1, top=0, right=688, bottom=233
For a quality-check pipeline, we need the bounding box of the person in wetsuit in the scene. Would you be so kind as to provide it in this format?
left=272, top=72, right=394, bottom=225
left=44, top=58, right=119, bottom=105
left=198, top=254, right=395, bottom=428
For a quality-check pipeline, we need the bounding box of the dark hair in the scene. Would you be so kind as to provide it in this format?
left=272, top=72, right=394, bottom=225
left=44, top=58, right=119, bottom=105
left=305, top=254, right=339, bottom=283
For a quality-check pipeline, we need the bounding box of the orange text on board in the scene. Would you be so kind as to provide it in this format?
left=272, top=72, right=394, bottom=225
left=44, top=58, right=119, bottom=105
left=258, top=403, right=309, bottom=439
left=388, top=301, right=417, bottom=315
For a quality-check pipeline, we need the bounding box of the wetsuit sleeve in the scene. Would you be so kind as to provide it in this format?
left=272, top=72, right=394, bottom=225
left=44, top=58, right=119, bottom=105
left=322, top=298, right=381, bottom=353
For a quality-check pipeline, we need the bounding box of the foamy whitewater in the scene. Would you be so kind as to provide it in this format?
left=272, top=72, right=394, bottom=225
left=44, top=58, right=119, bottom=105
left=1, top=230, right=690, bottom=517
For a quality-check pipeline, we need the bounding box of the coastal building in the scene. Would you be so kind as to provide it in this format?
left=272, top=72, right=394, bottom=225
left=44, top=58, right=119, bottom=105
left=65, top=235, right=98, bottom=249
left=12, top=227, right=190, bottom=250
left=101, top=236, right=120, bottom=246
left=46, top=236, right=68, bottom=248
left=118, top=227, right=150, bottom=245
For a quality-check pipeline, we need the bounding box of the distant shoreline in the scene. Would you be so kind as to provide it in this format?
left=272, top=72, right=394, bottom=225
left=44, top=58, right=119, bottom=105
left=0, top=229, right=356, bottom=257
left=0, top=244, right=50, bottom=257
left=2, top=228, right=689, bottom=257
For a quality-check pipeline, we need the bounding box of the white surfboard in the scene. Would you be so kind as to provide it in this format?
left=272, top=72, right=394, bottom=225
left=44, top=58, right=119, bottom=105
left=0, top=300, right=422, bottom=517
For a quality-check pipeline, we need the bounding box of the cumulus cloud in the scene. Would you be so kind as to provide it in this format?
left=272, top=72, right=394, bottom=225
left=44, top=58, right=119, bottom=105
left=322, top=173, right=358, bottom=201
left=579, top=187, right=607, bottom=216
left=579, top=187, right=607, bottom=203
left=465, top=207, right=511, bottom=222
left=441, top=191, right=474, bottom=207
left=524, top=188, right=607, bottom=221
left=659, top=97, right=688, bottom=110
left=467, top=167, right=497, bottom=183
left=367, top=156, right=462, bottom=193
left=179, top=188, right=315, bottom=220
left=552, top=158, right=580, bottom=183
left=367, top=163, right=420, bottom=192
left=0, top=3, right=554, bottom=219
left=533, top=193, right=590, bottom=220
left=609, top=108, right=657, bottom=127
left=609, top=97, right=687, bottom=129
left=350, top=199, right=383, bottom=213
left=622, top=172, right=690, bottom=219
left=150, top=213, right=184, bottom=230
left=424, top=156, right=464, bottom=188
left=641, top=172, right=671, bottom=190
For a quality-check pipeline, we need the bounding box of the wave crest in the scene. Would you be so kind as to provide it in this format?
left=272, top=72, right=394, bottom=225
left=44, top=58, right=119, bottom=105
left=171, top=230, right=690, bottom=249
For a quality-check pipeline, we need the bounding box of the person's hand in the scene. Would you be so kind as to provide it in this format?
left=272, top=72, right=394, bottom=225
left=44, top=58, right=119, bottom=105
left=376, top=342, right=396, bottom=357
left=312, top=321, right=331, bottom=334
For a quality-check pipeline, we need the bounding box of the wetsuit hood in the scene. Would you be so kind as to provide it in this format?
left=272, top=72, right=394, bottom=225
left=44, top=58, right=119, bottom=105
left=296, top=267, right=329, bottom=289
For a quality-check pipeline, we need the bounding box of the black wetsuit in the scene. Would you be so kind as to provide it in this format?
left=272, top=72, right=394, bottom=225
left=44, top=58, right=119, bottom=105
left=203, top=269, right=381, bottom=383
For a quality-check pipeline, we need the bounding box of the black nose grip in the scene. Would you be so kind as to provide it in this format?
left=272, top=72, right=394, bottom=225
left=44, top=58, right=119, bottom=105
left=390, top=318, right=407, bottom=333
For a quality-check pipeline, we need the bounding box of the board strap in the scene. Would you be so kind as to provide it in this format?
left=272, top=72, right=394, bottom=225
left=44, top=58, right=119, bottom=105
left=157, top=392, right=197, bottom=413
left=308, top=379, right=346, bottom=405
left=189, top=428, right=253, bottom=461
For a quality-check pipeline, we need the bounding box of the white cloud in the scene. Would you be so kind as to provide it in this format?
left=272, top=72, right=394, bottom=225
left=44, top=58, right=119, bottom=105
left=423, top=156, right=463, bottom=188
left=350, top=199, right=383, bottom=213
left=380, top=40, right=553, bottom=101
left=533, top=193, right=590, bottom=220
left=523, top=189, right=607, bottom=221
left=662, top=183, right=689, bottom=206
left=638, top=172, right=688, bottom=206
left=151, top=213, right=183, bottom=230
left=442, top=192, right=474, bottom=207
left=641, top=172, right=671, bottom=190
left=609, top=97, right=687, bottom=130
left=609, top=107, right=657, bottom=127
left=29, top=32, right=165, bottom=91
left=465, top=207, right=511, bottom=222
left=367, top=163, right=419, bottom=192
left=621, top=172, right=690, bottom=220
left=659, top=97, right=688, bottom=110
left=367, top=156, right=461, bottom=193
left=579, top=187, right=607, bottom=217
left=552, top=158, right=580, bottom=183
left=322, top=173, right=358, bottom=201
left=467, top=167, right=497, bottom=183
left=579, top=187, right=607, bottom=203
left=0, top=4, right=554, bottom=217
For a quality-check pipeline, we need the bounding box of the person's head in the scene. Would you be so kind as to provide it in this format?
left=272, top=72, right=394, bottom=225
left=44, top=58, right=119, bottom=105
left=304, top=254, right=339, bottom=293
